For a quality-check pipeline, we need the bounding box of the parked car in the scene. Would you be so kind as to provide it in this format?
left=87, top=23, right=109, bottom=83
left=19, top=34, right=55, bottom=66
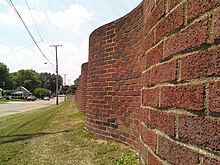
left=43, top=96, right=50, bottom=101
left=4, top=95, right=12, bottom=100
left=27, top=95, right=36, bottom=101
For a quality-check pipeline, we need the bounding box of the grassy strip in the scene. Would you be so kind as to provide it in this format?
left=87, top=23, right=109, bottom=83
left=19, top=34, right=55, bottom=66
left=0, top=98, right=27, bottom=103
left=0, top=96, right=139, bottom=165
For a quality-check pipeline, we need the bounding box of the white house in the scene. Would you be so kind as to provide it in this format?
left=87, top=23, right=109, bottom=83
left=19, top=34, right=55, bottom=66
left=11, top=86, right=32, bottom=99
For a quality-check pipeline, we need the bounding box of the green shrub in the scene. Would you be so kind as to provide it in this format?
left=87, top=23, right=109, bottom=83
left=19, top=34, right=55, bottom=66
left=34, top=88, right=50, bottom=99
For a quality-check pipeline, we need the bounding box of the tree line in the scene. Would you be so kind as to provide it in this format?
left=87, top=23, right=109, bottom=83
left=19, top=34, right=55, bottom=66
left=0, top=62, right=73, bottom=96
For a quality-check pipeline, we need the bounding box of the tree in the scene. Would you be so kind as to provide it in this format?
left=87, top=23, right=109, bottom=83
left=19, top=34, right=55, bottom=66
left=69, top=85, right=76, bottom=94
left=9, top=72, right=19, bottom=90
left=34, top=88, right=50, bottom=99
left=74, top=78, right=79, bottom=87
left=39, top=72, right=63, bottom=94
left=0, top=62, right=10, bottom=89
left=11, top=70, right=41, bottom=92
left=0, top=64, right=63, bottom=93
left=39, top=72, right=51, bottom=89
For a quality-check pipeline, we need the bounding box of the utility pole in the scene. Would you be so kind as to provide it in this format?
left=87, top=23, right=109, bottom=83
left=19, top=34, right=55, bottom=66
left=62, top=74, right=68, bottom=86
left=68, top=79, right=71, bottom=86
left=50, top=44, right=62, bottom=105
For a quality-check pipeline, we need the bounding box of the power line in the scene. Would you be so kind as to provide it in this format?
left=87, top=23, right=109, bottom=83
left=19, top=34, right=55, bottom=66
left=31, top=0, right=64, bottom=74
left=7, top=0, right=54, bottom=67
left=31, top=0, right=55, bottom=44
left=25, top=0, right=43, bottom=41
left=0, top=41, right=41, bottom=57
left=45, top=0, right=62, bottom=43
left=25, top=0, right=55, bottom=57
left=38, top=0, right=59, bottom=43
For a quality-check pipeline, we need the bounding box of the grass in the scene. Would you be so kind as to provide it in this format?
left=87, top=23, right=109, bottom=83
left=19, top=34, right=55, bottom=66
left=0, top=96, right=139, bottom=165
left=0, top=98, right=26, bottom=104
left=0, top=99, right=8, bottom=104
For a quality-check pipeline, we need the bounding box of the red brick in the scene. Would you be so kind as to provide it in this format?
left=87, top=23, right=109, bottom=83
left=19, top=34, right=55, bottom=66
left=139, top=140, right=147, bottom=164
left=167, top=0, right=178, bottom=11
left=145, top=42, right=163, bottom=69
left=148, top=152, right=163, bottom=165
left=209, top=81, right=220, bottom=112
left=106, top=29, right=115, bottom=36
left=143, top=29, right=155, bottom=54
left=213, top=9, right=220, bottom=40
left=188, top=0, right=220, bottom=20
left=123, top=90, right=140, bottom=96
left=143, top=0, right=155, bottom=18
left=204, top=157, right=220, bottom=165
left=161, top=84, right=204, bottom=111
left=149, top=109, right=175, bottom=136
left=145, top=0, right=165, bottom=33
left=140, top=108, right=150, bottom=125
left=141, top=125, right=157, bottom=151
left=142, top=60, right=177, bottom=86
left=155, top=3, right=184, bottom=42
left=164, top=17, right=208, bottom=58
left=158, top=136, right=199, bottom=165
left=179, top=115, right=220, bottom=151
left=78, top=1, right=220, bottom=162
left=181, top=48, right=220, bottom=80
left=141, top=72, right=148, bottom=87
left=142, top=88, right=159, bottom=107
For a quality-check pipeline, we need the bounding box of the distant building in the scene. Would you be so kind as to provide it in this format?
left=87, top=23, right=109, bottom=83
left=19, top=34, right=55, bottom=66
left=11, top=86, right=32, bottom=99
left=0, top=88, right=3, bottom=98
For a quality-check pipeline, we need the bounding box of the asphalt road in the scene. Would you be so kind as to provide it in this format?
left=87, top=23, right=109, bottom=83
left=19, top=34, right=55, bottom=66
left=0, top=97, right=65, bottom=117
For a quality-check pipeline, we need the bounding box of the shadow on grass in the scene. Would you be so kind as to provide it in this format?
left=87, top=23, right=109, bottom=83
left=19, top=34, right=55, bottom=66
left=0, top=123, right=82, bottom=144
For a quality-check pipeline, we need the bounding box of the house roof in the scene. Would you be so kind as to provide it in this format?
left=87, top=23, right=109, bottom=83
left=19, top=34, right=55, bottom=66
left=13, top=86, right=32, bottom=94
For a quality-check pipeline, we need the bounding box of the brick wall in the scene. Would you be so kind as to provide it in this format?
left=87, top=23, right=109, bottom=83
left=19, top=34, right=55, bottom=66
left=85, top=3, right=143, bottom=148
left=75, top=75, right=81, bottom=109
left=75, top=62, right=88, bottom=112
left=76, top=0, right=220, bottom=164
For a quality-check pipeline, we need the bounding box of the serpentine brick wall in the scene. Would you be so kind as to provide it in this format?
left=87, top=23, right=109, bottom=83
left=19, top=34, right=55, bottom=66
left=75, top=62, right=88, bottom=112
left=76, top=0, right=220, bottom=164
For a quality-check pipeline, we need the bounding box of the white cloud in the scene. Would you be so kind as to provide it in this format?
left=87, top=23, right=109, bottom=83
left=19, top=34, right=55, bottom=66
left=48, top=4, right=92, bottom=34
left=0, top=5, right=45, bottom=26
left=0, top=43, right=10, bottom=52
left=0, top=0, right=6, bottom=5
left=0, top=43, right=50, bottom=73
left=0, top=40, right=86, bottom=85
left=56, top=40, right=88, bottom=82
left=0, top=40, right=89, bottom=82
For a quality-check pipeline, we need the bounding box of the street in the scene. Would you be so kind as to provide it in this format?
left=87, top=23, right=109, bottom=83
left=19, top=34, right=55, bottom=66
left=0, top=97, right=65, bottom=117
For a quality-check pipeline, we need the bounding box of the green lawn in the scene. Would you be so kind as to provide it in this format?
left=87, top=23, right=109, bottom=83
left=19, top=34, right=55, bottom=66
left=0, top=99, right=7, bottom=104
left=0, top=96, right=139, bottom=165
left=0, top=98, right=26, bottom=104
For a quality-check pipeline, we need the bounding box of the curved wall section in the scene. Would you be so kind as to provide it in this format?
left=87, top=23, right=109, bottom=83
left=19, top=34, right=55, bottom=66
left=87, top=3, right=144, bottom=148
left=75, top=62, right=88, bottom=112
left=76, top=0, right=220, bottom=164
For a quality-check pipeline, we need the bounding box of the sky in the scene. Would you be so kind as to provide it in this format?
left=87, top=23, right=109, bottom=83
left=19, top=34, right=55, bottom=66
left=0, top=0, right=142, bottom=85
